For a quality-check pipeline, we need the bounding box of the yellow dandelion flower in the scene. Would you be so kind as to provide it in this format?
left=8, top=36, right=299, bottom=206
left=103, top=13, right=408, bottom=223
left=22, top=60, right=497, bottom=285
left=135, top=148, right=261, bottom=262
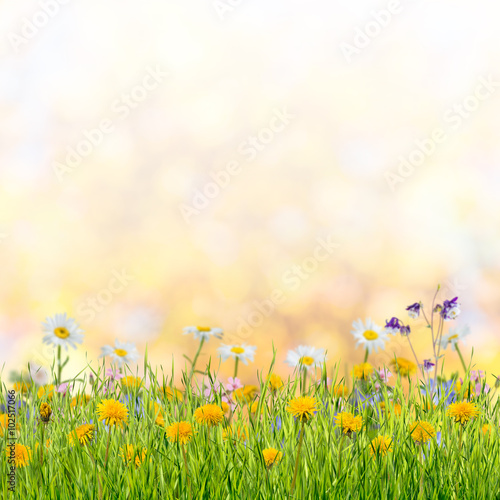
left=0, top=414, right=19, bottom=437
left=194, top=404, right=225, bottom=427
left=353, top=363, right=373, bottom=380
left=447, top=401, right=479, bottom=425
left=334, top=412, right=363, bottom=435
left=286, top=396, right=318, bottom=423
left=222, top=424, right=248, bottom=443
left=233, top=388, right=244, bottom=401
left=145, top=401, right=165, bottom=427
left=39, top=403, right=52, bottom=423
left=166, top=421, right=194, bottom=445
left=482, top=424, right=491, bottom=436
left=379, top=401, right=402, bottom=417
left=333, top=384, right=349, bottom=398
left=120, top=445, right=147, bottom=468
left=121, top=376, right=143, bottom=390
left=262, top=448, right=283, bottom=468
left=235, top=385, right=259, bottom=403
left=5, top=444, right=31, bottom=467
left=454, top=379, right=474, bottom=399
left=369, top=436, right=393, bottom=457
left=96, top=399, right=128, bottom=427
left=268, top=374, right=284, bottom=391
left=250, top=400, right=264, bottom=414
left=419, top=400, right=437, bottom=412
left=13, top=382, right=30, bottom=394
left=390, top=357, right=417, bottom=376
left=410, top=421, right=436, bottom=444
left=71, top=394, right=91, bottom=408
left=244, top=385, right=259, bottom=400
left=221, top=401, right=230, bottom=413
left=160, top=386, right=183, bottom=401
left=68, top=424, right=95, bottom=446
left=37, top=385, right=55, bottom=400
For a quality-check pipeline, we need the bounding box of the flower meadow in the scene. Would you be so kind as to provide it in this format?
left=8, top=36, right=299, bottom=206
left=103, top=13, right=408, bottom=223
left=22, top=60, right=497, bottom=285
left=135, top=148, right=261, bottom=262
left=1, top=288, right=500, bottom=499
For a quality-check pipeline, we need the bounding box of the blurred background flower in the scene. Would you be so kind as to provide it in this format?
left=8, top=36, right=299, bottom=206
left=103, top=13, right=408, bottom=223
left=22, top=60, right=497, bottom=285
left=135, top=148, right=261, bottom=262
left=0, top=0, right=499, bottom=384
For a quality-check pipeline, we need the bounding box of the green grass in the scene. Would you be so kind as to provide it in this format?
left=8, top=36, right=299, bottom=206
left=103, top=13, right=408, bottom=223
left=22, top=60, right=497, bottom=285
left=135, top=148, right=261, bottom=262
left=1, top=358, right=499, bottom=500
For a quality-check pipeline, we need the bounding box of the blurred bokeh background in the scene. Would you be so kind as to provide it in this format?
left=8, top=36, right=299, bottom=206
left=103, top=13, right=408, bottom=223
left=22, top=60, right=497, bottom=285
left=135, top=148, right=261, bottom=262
left=1, top=0, right=499, bottom=386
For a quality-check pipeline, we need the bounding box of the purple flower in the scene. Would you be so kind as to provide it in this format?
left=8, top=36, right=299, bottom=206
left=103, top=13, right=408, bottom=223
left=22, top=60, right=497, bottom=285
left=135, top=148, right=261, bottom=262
left=469, top=370, right=485, bottom=382
left=377, top=368, right=392, bottom=383
left=458, top=376, right=491, bottom=397
left=399, top=325, right=411, bottom=336
left=204, top=381, right=221, bottom=399
left=441, top=297, right=460, bottom=321
left=352, top=388, right=379, bottom=410
left=226, top=377, right=243, bottom=392
left=56, top=383, right=70, bottom=396
left=271, top=415, right=282, bottom=432
left=475, top=381, right=490, bottom=397
left=422, top=379, right=456, bottom=406
left=406, top=302, right=421, bottom=319
left=106, top=368, right=124, bottom=380
left=422, top=359, right=435, bottom=373
left=384, top=317, right=403, bottom=335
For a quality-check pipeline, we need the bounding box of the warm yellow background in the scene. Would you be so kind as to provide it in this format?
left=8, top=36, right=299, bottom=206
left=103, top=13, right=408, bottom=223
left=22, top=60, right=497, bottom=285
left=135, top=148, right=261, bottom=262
left=1, top=0, right=499, bottom=385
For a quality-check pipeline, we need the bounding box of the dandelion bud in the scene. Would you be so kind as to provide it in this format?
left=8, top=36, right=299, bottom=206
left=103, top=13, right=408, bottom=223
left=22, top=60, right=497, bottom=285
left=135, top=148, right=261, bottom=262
left=39, top=403, right=52, bottom=423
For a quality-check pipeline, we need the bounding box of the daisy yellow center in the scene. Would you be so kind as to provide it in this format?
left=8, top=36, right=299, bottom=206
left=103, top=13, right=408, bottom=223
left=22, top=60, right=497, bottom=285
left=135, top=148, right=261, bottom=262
left=299, top=356, right=314, bottom=366
left=363, top=330, right=378, bottom=340
left=54, top=327, right=70, bottom=339
left=197, top=326, right=211, bottom=332
left=114, top=348, right=128, bottom=357
left=449, top=334, right=458, bottom=340
left=231, top=347, right=245, bottom=354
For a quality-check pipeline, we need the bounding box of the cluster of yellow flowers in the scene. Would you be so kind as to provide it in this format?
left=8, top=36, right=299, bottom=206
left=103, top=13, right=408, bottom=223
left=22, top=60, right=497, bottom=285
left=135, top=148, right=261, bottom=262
left=3, top=365, right=486, bottom=472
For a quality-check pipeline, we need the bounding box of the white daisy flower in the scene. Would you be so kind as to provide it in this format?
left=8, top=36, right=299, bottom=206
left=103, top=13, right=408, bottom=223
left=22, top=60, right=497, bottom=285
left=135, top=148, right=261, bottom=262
left=285, top=345, right=326, bottom=371
left=351, top=318, right=388, bottom=354
left=42, top=313, right=84, bottom=350
left=440, top=325, right=471, bottom=351
left=218, top=343, right=256, bottom=365
left=183, top=326, right=223, bottom=342
left=100, top=340, right=140, bottom=366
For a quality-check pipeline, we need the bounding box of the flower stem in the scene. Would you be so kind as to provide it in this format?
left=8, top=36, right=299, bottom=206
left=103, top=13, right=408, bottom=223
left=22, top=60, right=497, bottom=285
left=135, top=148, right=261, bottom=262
left=432, top=316, right=445, bottom=395
left=182, top=445, right=193, bottom=498
left=188, top=338, right=205, bottom=386
left=337, top=434, right=346, bottom=477
left=419, top=448, right=425, bottom=496
left=406, top=335, right=422, bottom=378
left=104, top=428, right=112, bottom=468
left=57, top=345, right=62, bottom=384
left=363, top=348, right=369, bottom=363
left=233, top=357, right=239, bottom=379
left=290, top=421, right=306, bottom=496
left=87, top=448, right=103, bottom=500
left=40, top=423, right=45, bottom=465
left=458, top=424, right=464, bottom=454
left=301, top=368, right=307, bottom=395
left=455, top=344, right=468, bottom=375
